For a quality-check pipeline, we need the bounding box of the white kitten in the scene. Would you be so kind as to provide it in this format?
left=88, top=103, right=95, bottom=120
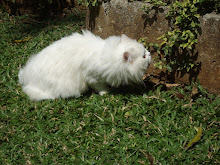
left=18, top=30, right=151, bottom=101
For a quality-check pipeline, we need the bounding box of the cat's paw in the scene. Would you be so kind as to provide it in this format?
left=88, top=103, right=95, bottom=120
left=99, top=91, right=108, bottom=96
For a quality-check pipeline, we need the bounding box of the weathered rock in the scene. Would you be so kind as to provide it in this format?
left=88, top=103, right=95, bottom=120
left=197, top=14, right=220, bottom=94
left=86, top=0, right=170, bottom=41
left=86, top=0, right=220, bottom=94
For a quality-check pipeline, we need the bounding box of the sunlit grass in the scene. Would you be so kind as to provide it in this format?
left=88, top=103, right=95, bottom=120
left=0, top=11, right=219, bottom=164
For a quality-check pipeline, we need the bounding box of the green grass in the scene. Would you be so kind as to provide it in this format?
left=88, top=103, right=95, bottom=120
left=0, top=11, right=219, bottom=164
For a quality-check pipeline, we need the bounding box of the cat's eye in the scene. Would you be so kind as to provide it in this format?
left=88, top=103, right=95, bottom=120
left=143, top=54, right=146, bottom=58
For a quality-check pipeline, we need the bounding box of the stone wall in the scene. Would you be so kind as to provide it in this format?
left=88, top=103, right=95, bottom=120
left=86, top=0, right=220, bottom=94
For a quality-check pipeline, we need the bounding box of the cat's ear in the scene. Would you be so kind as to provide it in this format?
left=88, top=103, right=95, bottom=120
left=121, top=34, right=130, bottom=42
left=123, top=52, right=133, bottom=63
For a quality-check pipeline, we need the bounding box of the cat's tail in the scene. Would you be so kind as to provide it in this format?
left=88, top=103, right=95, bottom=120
left=22, top=85, right=55, bottom=101
left=19, top=69, right=55, bottom=101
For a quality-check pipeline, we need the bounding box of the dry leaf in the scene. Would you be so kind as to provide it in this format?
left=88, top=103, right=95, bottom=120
left=186, top=127, right=203, bottom=150
left=139, top=149, right=154, bottom=165
left=182, top=102, right=195, bottom=108
left=144, top=95, right=166, bottom=102
left=171, top=92, right=185, bottom=100
left=94, top=114, right=104, bottom=122
left=166, top=83, right=182, bottom=89
left=12, top=37, right=32, bottom=43
left=125, top=127, right=133, bottom=131
left=191, top=84, right=199, bottom=97
left=138, top=160, right=145, bottom=164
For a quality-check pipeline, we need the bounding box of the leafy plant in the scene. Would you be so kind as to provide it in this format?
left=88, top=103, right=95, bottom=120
left=142, top=0, right=202, bottom=80
left=141, top=0, right=167, bottom=14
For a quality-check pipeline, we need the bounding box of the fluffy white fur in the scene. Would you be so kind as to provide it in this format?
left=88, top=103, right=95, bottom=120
left=18, top=30, right=151, bottom=101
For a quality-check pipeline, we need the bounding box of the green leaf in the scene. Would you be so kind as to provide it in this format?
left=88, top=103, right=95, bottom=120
left=160, top=41, right=167, bottom=47
left=92, top=0, right=97, bottom=6
left=173, top=34, right=179, bottom=41
left=194, top=39, right=198, bottom=44
left=168, top=31, right=173, bottom=36
left=195, top=14, right=200, bottom=18
left=158, top=64, right=163, bottom=70
left=153, top=43, right=159, bottom=49
left=191, top=21, right=196, bottom=27
left=183, top=44, right=187, bottom=49
left=164, top=48, right=168, bottom=55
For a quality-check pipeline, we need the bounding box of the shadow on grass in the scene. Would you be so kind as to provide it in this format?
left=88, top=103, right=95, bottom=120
left=57, top=80, right=157, bottom=102
left=108, top=80, right=157, bottom=96
left=3, top=11, right=86, bottom=41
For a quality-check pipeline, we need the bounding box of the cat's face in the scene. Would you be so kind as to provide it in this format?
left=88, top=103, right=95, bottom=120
left=119, top=34, right=151, bottom=73
left=102, top=34, right=151, bottom=87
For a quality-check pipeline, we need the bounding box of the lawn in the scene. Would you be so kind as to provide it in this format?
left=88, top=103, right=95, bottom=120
left=0, top=11, right=219, bottom=164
